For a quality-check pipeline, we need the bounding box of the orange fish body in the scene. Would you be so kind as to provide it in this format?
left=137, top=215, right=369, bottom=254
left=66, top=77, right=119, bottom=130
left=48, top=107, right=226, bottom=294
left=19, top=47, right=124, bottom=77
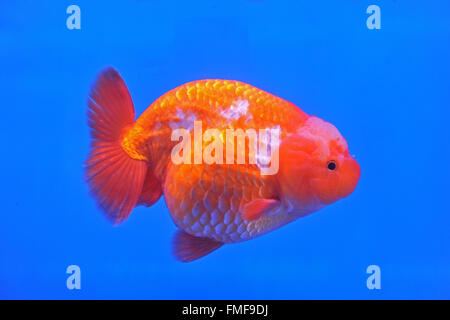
left=85, top=67, right=361, bottom=262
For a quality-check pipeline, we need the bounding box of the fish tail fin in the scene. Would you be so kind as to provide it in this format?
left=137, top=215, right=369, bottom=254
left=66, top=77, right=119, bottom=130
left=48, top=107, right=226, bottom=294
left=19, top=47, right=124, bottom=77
left=85, top=67, right=148, bottom=224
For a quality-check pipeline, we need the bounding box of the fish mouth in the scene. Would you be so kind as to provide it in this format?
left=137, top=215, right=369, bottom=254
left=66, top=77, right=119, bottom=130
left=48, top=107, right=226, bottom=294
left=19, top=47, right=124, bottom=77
left=337, top=156, right=361, bottom=199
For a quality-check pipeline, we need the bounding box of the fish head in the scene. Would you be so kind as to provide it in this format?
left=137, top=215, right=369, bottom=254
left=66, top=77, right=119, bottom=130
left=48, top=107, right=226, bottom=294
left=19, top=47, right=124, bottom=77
left=278, top=116, right=360, bottom=213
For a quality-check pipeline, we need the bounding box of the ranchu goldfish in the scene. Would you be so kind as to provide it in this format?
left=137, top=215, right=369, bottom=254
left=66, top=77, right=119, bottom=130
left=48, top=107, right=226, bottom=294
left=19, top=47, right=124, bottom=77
left=85, top=67, right=360, bottom=262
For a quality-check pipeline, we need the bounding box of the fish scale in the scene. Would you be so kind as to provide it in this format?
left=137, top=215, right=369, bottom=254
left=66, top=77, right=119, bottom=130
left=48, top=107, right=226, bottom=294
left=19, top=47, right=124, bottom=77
left=163, top=161, right=289, bottom=243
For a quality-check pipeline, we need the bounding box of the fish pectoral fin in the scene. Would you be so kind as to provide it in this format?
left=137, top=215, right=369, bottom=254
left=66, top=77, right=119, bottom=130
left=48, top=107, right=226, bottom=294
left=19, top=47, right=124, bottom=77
left=242, top=198, right=281, bottom=221
left=172, top=230, right=224, bottom=262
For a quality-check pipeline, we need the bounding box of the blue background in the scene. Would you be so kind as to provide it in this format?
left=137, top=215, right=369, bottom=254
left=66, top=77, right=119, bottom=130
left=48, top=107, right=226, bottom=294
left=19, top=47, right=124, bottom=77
left=0, top=0, right=449, bottom=299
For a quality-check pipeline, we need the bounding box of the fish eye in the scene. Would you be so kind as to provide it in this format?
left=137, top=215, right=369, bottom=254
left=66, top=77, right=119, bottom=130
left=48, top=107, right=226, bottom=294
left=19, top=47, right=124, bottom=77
left=327, top=160, right=337, bottom=171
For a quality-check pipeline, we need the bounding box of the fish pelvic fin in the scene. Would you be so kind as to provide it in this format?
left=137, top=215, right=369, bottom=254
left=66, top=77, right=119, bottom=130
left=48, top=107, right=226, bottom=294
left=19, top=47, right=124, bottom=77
left=173, top=230, right=224, bottom=262
left=85, top=67, right=148, bottom=224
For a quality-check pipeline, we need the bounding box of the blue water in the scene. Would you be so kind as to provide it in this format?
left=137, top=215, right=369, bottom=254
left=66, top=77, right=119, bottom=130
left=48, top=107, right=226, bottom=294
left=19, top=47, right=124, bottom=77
left=1, top=0, right=449, bottom=299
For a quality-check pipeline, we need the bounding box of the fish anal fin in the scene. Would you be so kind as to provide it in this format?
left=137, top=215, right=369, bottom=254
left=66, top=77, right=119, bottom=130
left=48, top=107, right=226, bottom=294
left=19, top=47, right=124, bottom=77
left=137, top=168, right=162, bottom=207
left=173, top=230, right=223, bottom=262
left=242, top=198, right=280, bottom=221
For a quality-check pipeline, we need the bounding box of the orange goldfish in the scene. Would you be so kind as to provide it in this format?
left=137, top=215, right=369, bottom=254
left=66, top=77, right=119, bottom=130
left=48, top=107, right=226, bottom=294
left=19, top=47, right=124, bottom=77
left=85, top=67, right=360, bottom=262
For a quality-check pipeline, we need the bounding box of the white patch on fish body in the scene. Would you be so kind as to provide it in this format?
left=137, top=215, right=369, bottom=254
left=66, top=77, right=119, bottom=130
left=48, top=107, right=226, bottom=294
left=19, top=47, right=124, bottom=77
left=220, top=98, right=250, bottom=120
left=169, top=108, right=197, bottom=131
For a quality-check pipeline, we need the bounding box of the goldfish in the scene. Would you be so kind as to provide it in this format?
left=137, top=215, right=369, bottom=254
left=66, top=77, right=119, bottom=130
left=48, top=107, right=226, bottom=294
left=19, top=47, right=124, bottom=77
left=85, top=67, right=361, bottom=262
